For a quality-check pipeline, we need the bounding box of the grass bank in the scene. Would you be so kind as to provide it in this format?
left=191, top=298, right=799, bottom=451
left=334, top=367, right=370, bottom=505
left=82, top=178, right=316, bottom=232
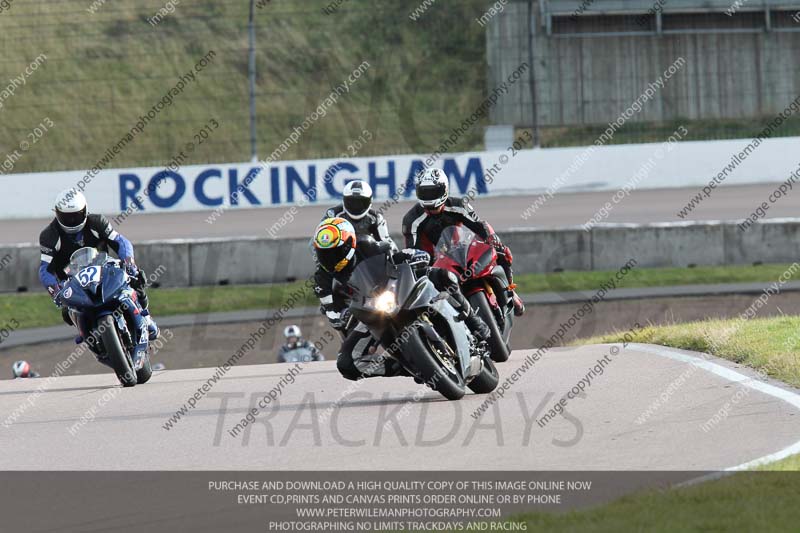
left=2, top=263, right=799, bottom=330
left=576, top=315, right=800, bottom=388
left=508, top=455, right=800, bottom=532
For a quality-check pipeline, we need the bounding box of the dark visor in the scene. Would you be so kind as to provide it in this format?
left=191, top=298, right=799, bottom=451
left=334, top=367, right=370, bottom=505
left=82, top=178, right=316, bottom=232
left=56, top=207, right=87, bottom=229
left=417, top=183, right=446, bottom=201
left=344, top=195, right=371, bottom=216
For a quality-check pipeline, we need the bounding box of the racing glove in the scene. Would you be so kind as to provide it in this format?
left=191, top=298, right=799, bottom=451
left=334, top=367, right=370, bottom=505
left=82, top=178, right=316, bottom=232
left=487, top=233, right=504, bottom=251
left=398, top=249, right=430, bottom=267
left=330, top=308, right=352, bottom=332
left=124, top=257, right=139, bottom=277
left=47, top=284, right=60, bottom=299
left=487, top=234, right=513, bottom=263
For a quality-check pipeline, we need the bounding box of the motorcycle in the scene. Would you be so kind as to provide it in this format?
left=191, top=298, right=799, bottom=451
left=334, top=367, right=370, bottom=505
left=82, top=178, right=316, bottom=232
left=279, top=346, right=324, bottom=363
left=340, top=244, right=499, bottom=400
left=432, top=225, right=514, bottom=362
left=55, top=247, right=153, bottom=387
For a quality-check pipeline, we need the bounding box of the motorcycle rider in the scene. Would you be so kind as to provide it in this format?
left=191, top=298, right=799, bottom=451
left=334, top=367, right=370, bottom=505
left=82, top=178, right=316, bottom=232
left=323, top=180, right=398, bottom=250
left=11, top=360, right=39, bottom=379
left=314, top=180, right=398, bottom=328
left=38, top=189, right=158, bottom=341
left=278, top=325, right=325, bottom=363
left=312, top=217, right=490, bottom=381
left=402, top=168, right=525, bottom=316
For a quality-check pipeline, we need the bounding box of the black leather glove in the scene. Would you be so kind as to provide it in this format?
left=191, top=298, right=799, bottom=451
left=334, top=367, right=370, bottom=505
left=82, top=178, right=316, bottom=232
left=331, top=308, right=352, bottom=332
left=487, top=233, right=504, bottom=251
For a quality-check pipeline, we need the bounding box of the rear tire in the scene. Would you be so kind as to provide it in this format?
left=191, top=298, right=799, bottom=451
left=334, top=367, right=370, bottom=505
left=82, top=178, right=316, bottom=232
left=468, top=357, right=499, bottom=394
left=100, top=315, right=137, bottom=387
left=400, top=328, right=465, bottom=401
left=469, top=292, right=510, bottom=363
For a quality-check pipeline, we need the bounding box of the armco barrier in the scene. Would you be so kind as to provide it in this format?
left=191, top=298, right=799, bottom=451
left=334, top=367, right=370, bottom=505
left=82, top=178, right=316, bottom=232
left=1, top=219, right=797, bottom=293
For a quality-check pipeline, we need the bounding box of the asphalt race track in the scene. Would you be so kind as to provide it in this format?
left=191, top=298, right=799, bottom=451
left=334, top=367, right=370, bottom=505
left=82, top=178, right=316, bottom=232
left=2, top=183, right=799, bottom=244
left=2, top=343, right=799, bottom=471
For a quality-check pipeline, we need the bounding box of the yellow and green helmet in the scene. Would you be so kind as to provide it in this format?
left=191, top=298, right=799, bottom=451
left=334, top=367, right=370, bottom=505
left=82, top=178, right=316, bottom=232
left=313, top=217, right=357, bottom=273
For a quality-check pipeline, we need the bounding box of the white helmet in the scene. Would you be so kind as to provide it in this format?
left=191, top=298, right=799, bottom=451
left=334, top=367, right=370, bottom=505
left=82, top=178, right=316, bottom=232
left=12, top=360, right=32, bottom=379
left=342, top=180, right=373, bottom=220
left=54, top=189, right=88, bottom=234
left=416, top=168, right=449, bottom=210
left=284, top=325, right=301, bottom=339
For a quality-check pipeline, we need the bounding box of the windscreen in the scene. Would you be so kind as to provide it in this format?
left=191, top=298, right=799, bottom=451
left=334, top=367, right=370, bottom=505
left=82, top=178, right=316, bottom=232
left=434, top=225, right=477, bottom=267
left=66, top=247, right=108, bottom=276
left=348, top=254, right=396, bottom=302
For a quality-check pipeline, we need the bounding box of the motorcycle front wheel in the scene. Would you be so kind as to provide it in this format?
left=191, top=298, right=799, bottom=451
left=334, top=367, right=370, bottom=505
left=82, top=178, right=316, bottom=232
left=99, top=315, right=137, bottom=387
left=136, top=355, right=153, bottom=384
left=401, top=327, right=465, bottom=401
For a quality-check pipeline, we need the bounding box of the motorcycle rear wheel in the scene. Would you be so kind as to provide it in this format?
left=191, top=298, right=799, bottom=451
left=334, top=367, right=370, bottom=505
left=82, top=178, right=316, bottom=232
left=469, top=291, right=511, bottom=362
left=100, top=315, right=137, bottom=387
left=468, top=356, right=500, bottom=394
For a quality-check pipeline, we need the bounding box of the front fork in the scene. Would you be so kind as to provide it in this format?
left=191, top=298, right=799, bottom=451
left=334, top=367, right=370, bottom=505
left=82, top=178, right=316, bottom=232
left=95, top=292, right=149, bottom=371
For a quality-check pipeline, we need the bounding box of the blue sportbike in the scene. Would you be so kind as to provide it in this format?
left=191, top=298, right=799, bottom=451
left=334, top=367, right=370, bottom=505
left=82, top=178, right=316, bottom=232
left=56, top=247, right=154, bottom=387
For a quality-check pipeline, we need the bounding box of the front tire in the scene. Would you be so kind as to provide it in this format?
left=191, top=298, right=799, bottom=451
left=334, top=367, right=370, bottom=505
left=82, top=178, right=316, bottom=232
left=400, top=327, right=465, bottom=401
left=136, top=355, right=153, bottom=384
left=100, top=315, right=137, bottom=387
left=469, top=292, right=510, bottom=362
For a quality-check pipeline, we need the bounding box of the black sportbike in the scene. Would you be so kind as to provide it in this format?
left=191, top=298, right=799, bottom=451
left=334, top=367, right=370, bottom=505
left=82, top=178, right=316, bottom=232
left=339, top=245, right=499, bottom=400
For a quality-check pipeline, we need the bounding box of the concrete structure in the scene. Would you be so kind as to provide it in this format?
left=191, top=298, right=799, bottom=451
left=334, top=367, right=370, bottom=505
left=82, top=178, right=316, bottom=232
left=488, top=0, right=800, bottom=133
left=2, top=219, right=799, bottom=293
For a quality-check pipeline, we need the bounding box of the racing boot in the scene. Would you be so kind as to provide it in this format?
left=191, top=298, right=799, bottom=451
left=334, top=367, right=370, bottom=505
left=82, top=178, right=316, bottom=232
left=448, top=287, right=491, bottom=342
left=141, top=310, right=159, bottom=342
left=509, top=284, right=525, bottom=317
left=464, top=308, right=491, bottom=342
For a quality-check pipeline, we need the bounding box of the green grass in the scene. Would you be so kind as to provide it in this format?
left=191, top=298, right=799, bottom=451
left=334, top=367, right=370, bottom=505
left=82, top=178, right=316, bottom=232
left=0, top=0, right=489, bottom=172
left=503, top=455, right=800, bottom=532
left=4, top=2, right=798, bottom=173
left=576, top=315, right=800, bottom=388
left=4, top=262, right=798, bottom=330
left=0, top=280, right=320, bottom=331
left=512, top=262, right=800, bottom=294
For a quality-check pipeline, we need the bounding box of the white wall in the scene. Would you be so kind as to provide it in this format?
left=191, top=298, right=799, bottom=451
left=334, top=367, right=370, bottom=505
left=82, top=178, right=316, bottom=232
left=3, top=136, right=799, bottom=219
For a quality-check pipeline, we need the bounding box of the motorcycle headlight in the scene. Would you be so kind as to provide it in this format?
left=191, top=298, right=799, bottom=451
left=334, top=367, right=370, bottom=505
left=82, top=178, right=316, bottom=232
left=374, top=291, right=398, bottom=314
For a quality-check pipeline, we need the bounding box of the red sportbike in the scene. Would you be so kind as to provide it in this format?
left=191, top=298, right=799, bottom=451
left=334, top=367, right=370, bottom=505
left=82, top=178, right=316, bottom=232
left=433, top=225, right=514, bottom=362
